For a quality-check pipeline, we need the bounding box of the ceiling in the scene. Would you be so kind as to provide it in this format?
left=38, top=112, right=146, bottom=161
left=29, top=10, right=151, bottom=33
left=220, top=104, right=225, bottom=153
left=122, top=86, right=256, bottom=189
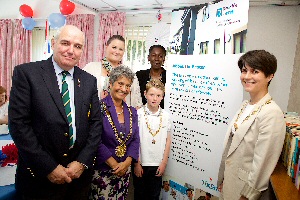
left=72, top=0, right=300, bottom=13
left=72, top=0, right=212, bottom=14
left=1, top=0, right=299, bottom=26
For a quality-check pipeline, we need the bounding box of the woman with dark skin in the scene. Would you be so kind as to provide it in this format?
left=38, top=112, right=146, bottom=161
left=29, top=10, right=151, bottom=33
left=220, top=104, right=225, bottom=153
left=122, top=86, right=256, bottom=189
left=136, top=45, right=167, bottom=108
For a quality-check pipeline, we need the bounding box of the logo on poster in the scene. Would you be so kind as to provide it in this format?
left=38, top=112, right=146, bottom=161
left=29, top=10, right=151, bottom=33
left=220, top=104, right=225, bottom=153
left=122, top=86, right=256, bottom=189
left=216, top=3, right=238, bottom=17
left=201, top=178, right=219, bottom=192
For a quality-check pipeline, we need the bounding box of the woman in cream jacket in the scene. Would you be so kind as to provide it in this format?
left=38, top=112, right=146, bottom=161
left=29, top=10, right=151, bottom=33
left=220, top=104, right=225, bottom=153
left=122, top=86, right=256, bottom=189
left=83, top=35, right=142, bottom=108
left=217, top=50, right=286, bottom=200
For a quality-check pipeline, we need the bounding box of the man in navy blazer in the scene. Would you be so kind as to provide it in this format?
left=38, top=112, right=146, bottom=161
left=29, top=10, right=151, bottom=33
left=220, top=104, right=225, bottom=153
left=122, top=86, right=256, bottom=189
left=9, top=25, right=102, bottom=199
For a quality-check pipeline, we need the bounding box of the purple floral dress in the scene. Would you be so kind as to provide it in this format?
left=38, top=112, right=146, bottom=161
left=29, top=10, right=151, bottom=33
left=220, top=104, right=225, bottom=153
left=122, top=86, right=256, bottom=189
left=89, top=123, right=132, bottom=200
left=89, top=167, right=131, bottom=200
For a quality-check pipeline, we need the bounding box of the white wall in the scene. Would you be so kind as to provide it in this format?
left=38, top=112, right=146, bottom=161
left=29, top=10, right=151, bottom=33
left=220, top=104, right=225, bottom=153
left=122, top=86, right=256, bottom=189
left=126, top=12, right=172, bottom=26
left=246, top=6, right=300, bottom=111
left=1, top=0, right=95, bottom=26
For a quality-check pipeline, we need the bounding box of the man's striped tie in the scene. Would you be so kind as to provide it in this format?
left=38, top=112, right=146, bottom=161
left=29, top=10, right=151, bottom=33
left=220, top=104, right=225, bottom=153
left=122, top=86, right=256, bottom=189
left=61, top=71, right=74, bottom=148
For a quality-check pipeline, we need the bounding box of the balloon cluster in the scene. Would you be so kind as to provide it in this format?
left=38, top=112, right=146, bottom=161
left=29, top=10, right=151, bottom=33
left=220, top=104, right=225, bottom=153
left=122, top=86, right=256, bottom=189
left=20, top=1, right=76, bottom=31
left=20, top=4, right=35, bottom=30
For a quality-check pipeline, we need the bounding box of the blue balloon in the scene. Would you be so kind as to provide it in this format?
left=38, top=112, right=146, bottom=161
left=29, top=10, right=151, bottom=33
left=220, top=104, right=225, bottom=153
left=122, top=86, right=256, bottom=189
left=22, top=17, right=36, bottom=30
left=48, top=13, right=66, bottom=29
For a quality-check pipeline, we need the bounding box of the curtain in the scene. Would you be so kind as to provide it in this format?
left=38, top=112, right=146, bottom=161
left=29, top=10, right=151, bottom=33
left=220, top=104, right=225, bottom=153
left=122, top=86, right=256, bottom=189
left=67, top=14, right=95, bottom=68
left=12, top=19, right=31, bottom=72
left=0, top=19, right=31, bottom=96
left=96, top=12, right=126, bottom=61
left=0, top=19, right=13, bottom=96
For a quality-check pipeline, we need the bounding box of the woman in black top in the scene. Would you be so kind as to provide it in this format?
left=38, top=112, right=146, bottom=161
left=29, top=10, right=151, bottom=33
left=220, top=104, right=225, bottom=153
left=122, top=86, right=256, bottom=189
left=136, top=45, right=167, bottom=108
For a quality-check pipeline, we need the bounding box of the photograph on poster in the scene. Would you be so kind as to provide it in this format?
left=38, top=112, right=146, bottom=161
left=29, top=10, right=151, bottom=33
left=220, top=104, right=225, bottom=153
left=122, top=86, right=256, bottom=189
left=169, top=179, right=192, bottom=200
left=194, top=188, right=218, bottom=200
left=160, top=176, right=191, bottom=200
left=169, top=0, right=248, bottom=55
left=161, top=179, right=172, bottom=200
left=160, top=177, right=218, bottom=200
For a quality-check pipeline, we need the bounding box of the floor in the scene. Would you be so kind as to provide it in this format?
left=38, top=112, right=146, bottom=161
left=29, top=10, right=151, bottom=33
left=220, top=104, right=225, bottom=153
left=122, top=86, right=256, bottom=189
left=127, top=176, right=134, bottom=199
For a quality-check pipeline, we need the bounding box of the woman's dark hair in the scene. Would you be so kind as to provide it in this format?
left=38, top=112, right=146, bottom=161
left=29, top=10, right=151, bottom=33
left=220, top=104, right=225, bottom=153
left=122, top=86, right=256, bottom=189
left=106, top=35, right=125, bottom=46
left=238, top=50, right=277, bottom=86
left=149, top=45, right=166, bottom=56
left=238, top=50, right=277, bottom=77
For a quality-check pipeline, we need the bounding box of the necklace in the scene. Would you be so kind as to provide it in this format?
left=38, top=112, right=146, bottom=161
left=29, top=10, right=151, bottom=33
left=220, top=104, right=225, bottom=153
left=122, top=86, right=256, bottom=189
left=233, top=98, right=272, bottom=131
left=116, top=105, right=124, bottom=115
left=149, top=69, right=163, bottom=82
left=143, top=105, right=163, bottom=144
left=102, top=57, right=113, bottom=75
left=102, top=102, right=132, bottom=157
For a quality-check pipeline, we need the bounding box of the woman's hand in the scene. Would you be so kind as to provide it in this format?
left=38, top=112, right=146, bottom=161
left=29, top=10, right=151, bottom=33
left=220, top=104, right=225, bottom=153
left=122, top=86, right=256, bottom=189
left=113, top=161, right=128, bottom=177
left=113, top=157, right=132, bottom=177
left=105, top=157, right=118, bottom=169
left=156, top=162, right=167, bottom=177
left=134, top=163, right=143, bottom=177
left=218, top=182, right=223, bottom=192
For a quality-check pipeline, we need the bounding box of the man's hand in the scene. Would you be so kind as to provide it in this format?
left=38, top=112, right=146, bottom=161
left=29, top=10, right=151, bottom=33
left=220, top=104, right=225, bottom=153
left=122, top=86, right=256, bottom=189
left=47, top=164, right=72, bottom=184
left=65, top=161, right=85, bottom=179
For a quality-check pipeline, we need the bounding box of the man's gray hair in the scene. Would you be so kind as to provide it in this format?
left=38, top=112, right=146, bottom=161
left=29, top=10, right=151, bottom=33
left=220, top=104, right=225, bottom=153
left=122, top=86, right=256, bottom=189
left=109, top=65, right=135, bottom=84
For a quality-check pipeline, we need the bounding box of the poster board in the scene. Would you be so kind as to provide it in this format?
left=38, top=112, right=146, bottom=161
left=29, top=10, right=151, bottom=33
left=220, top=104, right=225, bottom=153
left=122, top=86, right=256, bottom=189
left=164, top=54, right=243, bottom=198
